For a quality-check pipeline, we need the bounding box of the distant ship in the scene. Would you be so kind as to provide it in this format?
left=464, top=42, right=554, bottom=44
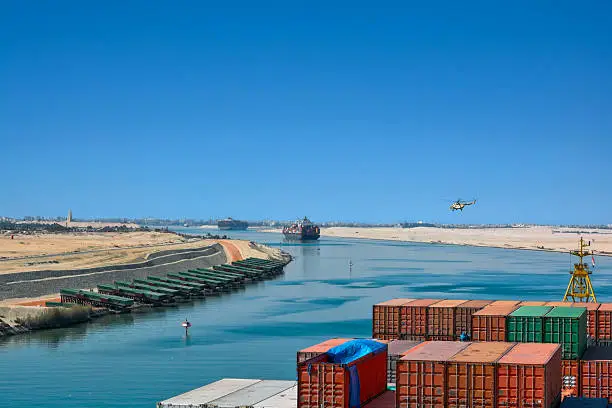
left=282, top=217, right=320, bottom=240
left=217, top=218, right=249, bottom=231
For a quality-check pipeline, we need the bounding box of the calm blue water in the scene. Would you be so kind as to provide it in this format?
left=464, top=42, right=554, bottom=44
left=1, top=231, right=611, bottom=407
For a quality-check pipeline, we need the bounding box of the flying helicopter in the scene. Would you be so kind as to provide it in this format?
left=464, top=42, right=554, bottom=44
left=450, top=199, right=477, bottom=212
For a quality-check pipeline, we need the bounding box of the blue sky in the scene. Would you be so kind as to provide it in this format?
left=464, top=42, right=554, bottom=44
left=1, top=2, right=611, bottom=224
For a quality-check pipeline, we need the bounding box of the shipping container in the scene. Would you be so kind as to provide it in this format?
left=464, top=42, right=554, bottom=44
left=363, top=390, right=395, bottom=408
left=373, top=299, right=415, bottom=337
left=545, top=307, right=587, bottom=360
left=297, top=338, right=352, bottom=365
left=547, top=302, right=573, bottom=307
left=400, top=299, right=443, bottom=337
left=574, top=303, right=600, bottom=341
left=506, top=306, right=552, bottom=343
left=520, top=301, right=548, bottom=306
left=580, top=345, right=612, bottom=403
left=596, top=304, right=612, bottom=342
left=428, top=299, right=468, bottom=339
left=489, top=300, right=521, bottom=307
left=298, top=339, right=388, bottom=408
left=374, top=333, right=401, bottom=341
left=455, top=300, right=492, bottom=337
left=387, top=340, right=421, bottom=385
left=497, top=343, right=562, bottom=408
left=156, top=378, right=261, bottom=408
left=397, top=341, right=470, bottom=408
left=560, top=397, right=609, bottom=408
left=472, top=304, right=519, bottom=341
left=447, top=342, right=515, bottom=408
left=562, top=359, right=580, bottom=398
left=205, top=380, right=297, bottom=408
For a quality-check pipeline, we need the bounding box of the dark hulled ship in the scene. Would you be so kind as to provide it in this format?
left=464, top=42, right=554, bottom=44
left=217, top=217, right=249, bottom=231
left=282, top=217, right=320, bottom=240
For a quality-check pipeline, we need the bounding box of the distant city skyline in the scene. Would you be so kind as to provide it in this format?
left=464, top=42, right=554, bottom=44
left=1, top=2, right=611, bottom=225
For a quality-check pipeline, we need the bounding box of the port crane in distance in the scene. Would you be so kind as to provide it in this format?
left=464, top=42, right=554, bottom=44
left=450, top=199, right=477, bottom=212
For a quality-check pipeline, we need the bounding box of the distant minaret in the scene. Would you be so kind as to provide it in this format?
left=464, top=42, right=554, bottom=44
left=67, top=209, right=72, bottom=224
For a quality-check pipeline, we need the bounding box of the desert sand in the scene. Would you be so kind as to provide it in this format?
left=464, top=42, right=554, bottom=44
left=266, top=226, right=612, bottom=255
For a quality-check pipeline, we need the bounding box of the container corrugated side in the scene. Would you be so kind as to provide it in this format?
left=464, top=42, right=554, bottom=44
left=447, top=342, right=515, bottom=408
left=399, top=299, right=443, bottom=337
left=157, top=378, right=260, bottom=408
left=427, top=299, right=468, bottom=339
left=205, top=380, right=296, bottom=408
left=497, top=343, right=562, bottom=408
left=580, top=345, right=612, bottom=403
left=373, top=298, right=415, bottom=337
left=396, top=341, right=471, bottom=408
left=455, top=300, right=492, bottom=337
left=596, top=303, right=612, bottom=341
left=506, top=306, right=552, bottom=343
left=471, top=304, right=519, bottom=341
left=562, top=359, right=580, bottom=398
left=386, top=340, right=421, bottom=385
left=544, top=307, right=587, bottom=360
left=253, top=384, right=297, bottom=408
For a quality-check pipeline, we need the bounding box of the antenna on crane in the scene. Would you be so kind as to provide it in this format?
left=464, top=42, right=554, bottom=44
left=562, top=237, right=597, bottom=303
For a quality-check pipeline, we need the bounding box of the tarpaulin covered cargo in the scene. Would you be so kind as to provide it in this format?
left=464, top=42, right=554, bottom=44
left=507, top=306, right=552, bottom=343
left=397, top=341, right=470, bottom=408
left=400, top=299, right=442, bottom=337
left=447, top=342, right=515, bottom=408
left=455, top=300, right=492, bottom=337
left=580, top=345, right=612, bottom=403
left=373, top=299, right=415, bottom=338
left=386, top=340, right=421, bottom=385
left=545, top=307, right=587, bottom=360
left=297, top=338, right=352, bottom=365
left=472, top=304, right=519, bottom=341
left=298, top=339, right=388, bottom=408
left=428, top=299, right=468, bottom=339
left=497, top=343, right=562, bottom=408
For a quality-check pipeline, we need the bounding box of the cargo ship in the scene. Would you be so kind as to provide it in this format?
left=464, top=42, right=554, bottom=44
left=217, top=217, right=248, bottom=231
left=282, top=217, right=320, bottom=240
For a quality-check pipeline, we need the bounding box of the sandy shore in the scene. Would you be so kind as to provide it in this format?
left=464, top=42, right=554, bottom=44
left=265, top=226, right=612, bottom=255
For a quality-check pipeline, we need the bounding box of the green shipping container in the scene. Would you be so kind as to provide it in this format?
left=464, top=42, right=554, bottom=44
left=544, top=306, right=587, bottom=360
left=507, top=306, right=552, bottom=342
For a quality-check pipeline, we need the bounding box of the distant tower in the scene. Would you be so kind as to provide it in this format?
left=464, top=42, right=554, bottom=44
left=563, top=237, right=597, bottom=303
left=67, top=209, right=72, bottom=224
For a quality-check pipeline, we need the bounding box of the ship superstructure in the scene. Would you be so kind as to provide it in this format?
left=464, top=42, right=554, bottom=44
left=217, top=218, right=249, bottom=231
left=282, top=217, right=320, bottom=240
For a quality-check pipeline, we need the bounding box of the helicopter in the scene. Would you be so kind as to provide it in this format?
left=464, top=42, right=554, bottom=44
left=450, top=199, right=477, bottom=212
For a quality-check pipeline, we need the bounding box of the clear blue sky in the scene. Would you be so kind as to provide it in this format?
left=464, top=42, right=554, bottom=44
left=1, top=1, right=611, bottom=224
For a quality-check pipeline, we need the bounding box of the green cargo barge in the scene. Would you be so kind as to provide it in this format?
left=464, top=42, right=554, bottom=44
left=60, top=288, right=134, bottom=311
left=97, top=284, right=174, bottom=306
left=187, top=269, right=243, bottom=284
left=195, top=268, right=246, bottom=283
left=214, top=265, right=264, bottom=280
left=135, top=278, right=199, bottom=297
left=148, top=276, right=208, bottom=292
left=115, top=280, right=184, bottom=299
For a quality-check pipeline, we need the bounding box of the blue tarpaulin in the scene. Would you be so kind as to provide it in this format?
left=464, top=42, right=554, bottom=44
left=324, top=339, right=387, bottom=408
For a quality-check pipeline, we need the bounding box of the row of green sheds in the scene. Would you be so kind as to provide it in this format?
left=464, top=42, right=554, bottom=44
left=507, top=305, right=587, bottom=359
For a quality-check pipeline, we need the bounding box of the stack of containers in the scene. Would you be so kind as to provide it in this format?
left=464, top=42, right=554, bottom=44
left=372, top=299, right=414, bottom=340
left=297, top=339, right=388, bottom=408
left=446, top=342, right=515, bottom=408
left=577, top=303, right=600, bottom=344
left=596, top=304, right=612, bottom=345
left=497, top=343, right=562, bottom=408
left=471, top=303, right=519, bottom=341
left=386, top=340, right=422, bottom=386
left=427, top=299, right=467, bottom=340
left=544, top=307, right=587, bottom=360
left=455, top=300, right=492, bottom=338
left=400, top=299, right=442, bottom=341
left=580, top=345, right=612, bottom=402
left=396, top=341, right=470, bottom=408
left=297, top=338, right=352, bottom=364
left=506, top=305, right=552, bottom=343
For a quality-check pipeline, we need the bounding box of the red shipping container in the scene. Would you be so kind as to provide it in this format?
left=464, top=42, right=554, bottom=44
left=489, top=300, right=521, bottom=307
left=545, top=301, right=571, bottom=307
left=364, top=390, right=396, bottom=408
left=373, top=299, right=415, bottom=337
left=297, top=338, right=352, bottom=365
left=597, top=304, right=612, bottom=341
left=298, top=341, right=388, bottom=408
left=471, top=304, right=519, bottom=341
left=497, top=343, right=562, bottom=408
left=428, top=299, right=468, bottom=338
left=374, top=333, right=400, bottom=341
left=387, top=340, right=422, bottom=385
left=562, top=359, right=580, bottom=398
left=400, top=299, right=443, bottom=337
left=455, top=300, right=492, bottom=337
left=576, top=302, right=600, bottom=341
left=447, top=342, right=515, bottom=408
left=396, top=341, right=470, bottom=408
left=520, top=301, right=548, bottom=306
left=580, top=345, right=612, bottom=402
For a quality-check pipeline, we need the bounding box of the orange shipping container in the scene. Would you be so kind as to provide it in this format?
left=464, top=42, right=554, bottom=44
left=562, top=359, right=580, bottom=398
left=576, top=302, right=600, bottom=341
left=489, top=300, right=521, bottom=307
left=396, top=341, right=470, bottom=408
left=387, top=340, right=422, bottom=385
left=374, top=333, right=400, bottom=341
left=580, top=345, right=612, bottom=402
left=471, top=304, right=519, bottom=341
left=520, top=301, right=548, bottom=306
left=373, top=299, right=415, bottom=337
left=545, top=301, right=571, bottom=307
left=447, top=342, right=515, bottom=408
left=297, top=338, right=352, bottom=365
left=455, top=300, right=492, bottom=337
left=428, top=299, right=468, bottom=338
left=298, top=340, right=388, bottom=408
left=400, top=299, right=442, bottom=337
left=596, top=303, right=612, bottom=341
left=497, top=343, right=562, bottom=408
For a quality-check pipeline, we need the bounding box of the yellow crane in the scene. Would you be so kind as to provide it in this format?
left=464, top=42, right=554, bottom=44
left=563, top=237, right=597, bottom=303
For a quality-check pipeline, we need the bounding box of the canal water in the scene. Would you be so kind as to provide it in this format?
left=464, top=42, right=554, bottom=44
left=1, top=230, right=611, bottom=407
